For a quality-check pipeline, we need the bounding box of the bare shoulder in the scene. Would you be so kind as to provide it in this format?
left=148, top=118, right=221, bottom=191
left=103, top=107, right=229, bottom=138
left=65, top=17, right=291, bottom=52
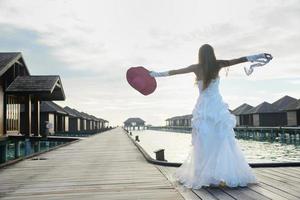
left=188, top=64, right=200, bottom=72
left=216, top=60, right=228, bottom=68
left=189, top=64, right=202, bottom=79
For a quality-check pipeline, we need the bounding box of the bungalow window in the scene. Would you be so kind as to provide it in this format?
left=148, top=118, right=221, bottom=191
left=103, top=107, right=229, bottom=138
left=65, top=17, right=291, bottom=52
left=6, top=95, right=20, bottom=133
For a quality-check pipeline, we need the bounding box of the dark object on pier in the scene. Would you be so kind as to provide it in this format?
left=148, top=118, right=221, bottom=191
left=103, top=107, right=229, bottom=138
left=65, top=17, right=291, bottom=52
left=135, top=135, right=140, bottom=142
left=129, top=132, right=132, bottom=135
left=154, top=149, right=167, bottom=161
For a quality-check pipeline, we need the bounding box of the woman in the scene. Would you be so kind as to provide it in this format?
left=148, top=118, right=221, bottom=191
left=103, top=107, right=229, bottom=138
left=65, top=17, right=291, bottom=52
left=149, top=44, right=272, bottom=189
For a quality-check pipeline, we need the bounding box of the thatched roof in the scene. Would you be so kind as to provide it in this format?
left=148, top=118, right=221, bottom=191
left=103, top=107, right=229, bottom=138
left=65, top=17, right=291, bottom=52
left=0, top=52, right=30, bottom=76
left=284, top=99, right=300, bottom=111
left=244, top=101, right=278, bottom=114
left=6, top=75, right=65, bottom=100
left=232, top=103, right=254, bottom=115
left=40, top=101, right=67, bottom=114
left=272, top=95, right=298, bottom=111
left=124, top=118, right=145, bottom=124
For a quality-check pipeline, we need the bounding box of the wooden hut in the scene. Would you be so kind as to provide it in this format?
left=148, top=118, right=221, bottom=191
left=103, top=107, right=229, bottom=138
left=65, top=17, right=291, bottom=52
left=63, top=106, right=81, bottom=132
left=243, top=101, right=284, bottom=127
left=166, top=114, right=192, bottom=127
left=98, top=118, right=108, bottom=129
left=232, top=103, right=254, bottom=126
left=39, top=101, right=68, bottom=134
left=70, top=109, right=87, bottom=131
left=1, top=52, right=65, bottom=137
left=80, top=112, right=93, bottom=130
left=284, top=99, right=300, bottom=126
left=89, top=115, right=101, bottom=130
left=271, top=95, right=298, bottom=126
left=124, top=118, right=145, bottom=130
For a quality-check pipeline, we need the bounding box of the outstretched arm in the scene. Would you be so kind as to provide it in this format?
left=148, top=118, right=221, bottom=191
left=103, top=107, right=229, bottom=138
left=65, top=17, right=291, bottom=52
left=149, top=64, right=197, bottom=77
left=168, top=64, right=197, bottom=75
left=218, top=53, right=273, bottom=68
left=217, top=57, right=248, bottom=68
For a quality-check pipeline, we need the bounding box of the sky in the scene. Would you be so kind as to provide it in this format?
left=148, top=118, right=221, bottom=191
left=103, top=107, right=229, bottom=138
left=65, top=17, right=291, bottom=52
left=0, top=0, right=299, bottom=126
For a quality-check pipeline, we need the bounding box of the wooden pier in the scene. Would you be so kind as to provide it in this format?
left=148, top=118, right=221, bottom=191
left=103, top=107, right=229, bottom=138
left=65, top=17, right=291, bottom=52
left=0, top=127, right=300, bottom=199
left=0, top=128, right=183, bottom=200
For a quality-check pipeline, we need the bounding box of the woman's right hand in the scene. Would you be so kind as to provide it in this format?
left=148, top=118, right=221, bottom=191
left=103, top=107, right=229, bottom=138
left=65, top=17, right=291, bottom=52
left=149, top=70, right=170, bottom=77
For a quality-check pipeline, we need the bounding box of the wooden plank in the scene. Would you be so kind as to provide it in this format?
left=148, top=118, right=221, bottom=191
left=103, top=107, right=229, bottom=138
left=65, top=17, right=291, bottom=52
left=156, top=166, right=200, bottom=200
left=221, top=186, right=271, bottom=200
left=192, top=189, right=219, bottom=200
left=205, top=187, right=235, bottom=200
left=264, top=168, right=300, bottom=180
left=254, top=171, right=300, bottom=198
left=247, top=184, right=288, bottom=200
left=248, top=182, right=298, bottom=200
left=255, top=169, right=300, bottom=190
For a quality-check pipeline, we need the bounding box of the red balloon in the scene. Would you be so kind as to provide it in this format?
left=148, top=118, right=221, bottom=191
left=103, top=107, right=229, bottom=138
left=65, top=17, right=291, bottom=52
left=126, top=66, right=157, bottom=95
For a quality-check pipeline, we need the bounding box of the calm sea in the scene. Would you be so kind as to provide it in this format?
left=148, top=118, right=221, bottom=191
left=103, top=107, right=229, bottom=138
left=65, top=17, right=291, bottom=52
left=131, top=130, right=300, bottom=163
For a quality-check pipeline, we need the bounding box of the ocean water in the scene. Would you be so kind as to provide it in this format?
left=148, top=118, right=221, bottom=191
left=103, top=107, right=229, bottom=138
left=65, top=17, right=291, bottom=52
left=131, top=130, right=300, bottom=163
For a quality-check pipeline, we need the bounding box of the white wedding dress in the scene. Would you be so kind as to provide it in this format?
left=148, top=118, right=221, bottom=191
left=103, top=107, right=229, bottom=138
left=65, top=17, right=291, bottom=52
left=173, top=76, right=257, bottom=189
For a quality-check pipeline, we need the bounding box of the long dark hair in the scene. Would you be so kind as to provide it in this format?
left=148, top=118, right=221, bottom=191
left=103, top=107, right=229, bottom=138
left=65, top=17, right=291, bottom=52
left=197, top=44, right=220, bottom=90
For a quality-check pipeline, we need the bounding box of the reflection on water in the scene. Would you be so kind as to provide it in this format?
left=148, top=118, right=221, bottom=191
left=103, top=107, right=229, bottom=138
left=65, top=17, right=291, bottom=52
left=131, top=130, right=300, bottom=163
left=3, top=140, right=66, bottom=164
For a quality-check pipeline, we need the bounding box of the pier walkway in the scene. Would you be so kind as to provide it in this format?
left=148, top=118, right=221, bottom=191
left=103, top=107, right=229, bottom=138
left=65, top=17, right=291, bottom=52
left=1, top=127, right=300, bottom=200
left=0, top=128, right=184, bottom=199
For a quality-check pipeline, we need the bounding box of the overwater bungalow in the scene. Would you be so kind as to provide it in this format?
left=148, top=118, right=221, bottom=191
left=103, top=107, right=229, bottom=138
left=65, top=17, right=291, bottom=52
left=124, top=118, right=145, bottom=130
left=89, top=115, right=101, bottom=130
left=271, top=95, right=298, bottom=126
left=39, top=101, right=68, bottom=134
left=284, top=99, right=300, bottom=126
left=99, top=118, right=108, bottom=129
left=63, top=106, right=81, bottom=132
left=70, top=108, right=87, bottom=131
left=232, top=103, right=254, bottom=126
left=0, top=52, right=65, bottom=137
left=80, top=112, right=93, bottom=130
left=243, top=101, right=284, bottom=127
left=166, top=114, right=192, bottom=127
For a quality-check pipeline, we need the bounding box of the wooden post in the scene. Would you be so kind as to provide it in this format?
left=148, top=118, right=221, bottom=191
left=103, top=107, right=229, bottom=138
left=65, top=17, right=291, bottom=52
left=24, top=95, right=31, bottom=136
left=14, top=140, right=20, bottom=158
left=33, top=141, right=40, bottom=152
left=55, top=114, right=58, bottom=133
left=0, top=144, right=7, bottom=163
left=33, top=98, right=40, bottom=136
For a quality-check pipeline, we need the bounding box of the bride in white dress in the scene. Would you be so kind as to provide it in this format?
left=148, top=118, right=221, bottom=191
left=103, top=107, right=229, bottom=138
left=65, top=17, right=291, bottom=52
left=149, top=44, right=272, bottom=189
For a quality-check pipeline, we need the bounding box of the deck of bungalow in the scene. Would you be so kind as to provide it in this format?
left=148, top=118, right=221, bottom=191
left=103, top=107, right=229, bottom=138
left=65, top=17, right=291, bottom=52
left=0, top=127, right=299, bottom=200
